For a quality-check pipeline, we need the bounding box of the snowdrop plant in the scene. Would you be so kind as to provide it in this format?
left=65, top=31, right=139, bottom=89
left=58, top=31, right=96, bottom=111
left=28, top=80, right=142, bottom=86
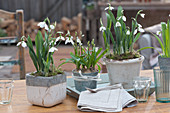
left=100, top=4, right=145, bottom=60
left=17, top=18, right=69, bottom=77
left=59, top=33, right=107, bottom=72
left=153, top=20, right=170, bottom=58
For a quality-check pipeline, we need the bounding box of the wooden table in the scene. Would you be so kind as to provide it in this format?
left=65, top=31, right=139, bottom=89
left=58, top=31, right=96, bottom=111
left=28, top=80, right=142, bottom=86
left=1, top=70, right=170, bottom=113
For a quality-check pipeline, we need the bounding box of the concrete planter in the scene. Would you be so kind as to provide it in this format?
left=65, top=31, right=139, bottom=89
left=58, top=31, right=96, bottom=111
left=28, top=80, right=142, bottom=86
left=26, top=73, right=66, bottom=107
left=72, top=69, right=98, bottom=92
left=104, top=56, right=144, bottom=89
left=158, top=56, right=170, bottom=69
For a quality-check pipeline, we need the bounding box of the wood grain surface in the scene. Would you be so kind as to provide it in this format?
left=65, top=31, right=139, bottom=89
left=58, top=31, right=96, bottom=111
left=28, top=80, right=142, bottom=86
left=1, top=70, right=170, bottom=113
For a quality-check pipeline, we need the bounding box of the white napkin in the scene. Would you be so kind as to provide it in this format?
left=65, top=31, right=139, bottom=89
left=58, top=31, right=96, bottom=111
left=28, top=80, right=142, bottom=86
left=77, top=84, right=137, bottom=112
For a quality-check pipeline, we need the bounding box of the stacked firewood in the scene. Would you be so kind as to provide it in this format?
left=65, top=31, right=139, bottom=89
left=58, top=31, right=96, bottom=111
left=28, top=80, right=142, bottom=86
left=0, top=13, right=82, bottom=41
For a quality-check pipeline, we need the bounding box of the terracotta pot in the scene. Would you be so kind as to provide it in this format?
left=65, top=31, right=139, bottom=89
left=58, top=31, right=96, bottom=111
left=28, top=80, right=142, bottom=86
left=26, top=73, right=66, bottom=107
left=104, top=56, right=144, bottom=89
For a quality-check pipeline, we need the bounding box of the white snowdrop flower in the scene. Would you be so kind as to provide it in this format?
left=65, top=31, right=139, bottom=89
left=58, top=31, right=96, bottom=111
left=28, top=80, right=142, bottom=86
left=140, top=13, right=145, bottom=18
left=104, top=6, right=114, bottom=11
left=49, top=47, right=58, bottom=52
left=95, top=47, right=99, bottom=52
left=126, top=30, right=130, bottom=35
left=50, top=25, right=55, bottom=30
left=49, top=40, right=54, bottom=45
left=77, top=37, right=81, bottom=44
left=109, top=6, right=114, bottom=10
left=57, top=31, right=63, bottom=34
left=16, top=42, right=21, bottom=46
left=156, top=31, right=162, bottom=37
left=17, top=41, right=27, bottom=48
left=99, top=26, right=106, bottom=32
left=65, top=36, right=74, bottom=45
left=105, top=7, right=109, bottom=11
left=138, top=24, right=142, bottom=28
left=138, top=27, right=145, bottom=32
left=105, top=3, right=114, bottom=11
left=156, top=31, right=161, bottom=35
left=134, top=29, right=138, bottom=35
left=169, top=14, right=170, bottom=17
left=55, top=36, right=65, bottom=43
left=45, top=24, right=49, bottom=31
left=117, top=16, right=122, bottom=20
left=37, top=22, right=46, bottom=28
left=82, top=34, right=85, bottom=37
left=116, top=22, right=121, bottom=27
left=121, top=10, right=124, bottom=14
left=122, top=16, right=126, bottom=22
left=21, top=41, right=27, bottom=48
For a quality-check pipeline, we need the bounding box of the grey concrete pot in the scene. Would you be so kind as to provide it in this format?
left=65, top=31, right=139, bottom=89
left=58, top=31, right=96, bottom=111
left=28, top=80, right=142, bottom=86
left=72, top=69, right=98, bottom=92
left=158, top=56, right=170, bottom=69
left=104, top=55, right=144, bottom=89
left=26, top=73, right=66, bottom=107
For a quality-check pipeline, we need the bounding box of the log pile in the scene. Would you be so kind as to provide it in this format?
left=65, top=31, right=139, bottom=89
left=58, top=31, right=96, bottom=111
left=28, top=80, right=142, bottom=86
left=0, top=13, right=82, bottom=41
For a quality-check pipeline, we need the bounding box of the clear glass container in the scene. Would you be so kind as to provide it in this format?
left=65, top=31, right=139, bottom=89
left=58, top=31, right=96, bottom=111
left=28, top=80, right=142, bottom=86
left=154, top=69, right=170, bottom=103
left=0, top=79, right=14, bottom=104
left=133, top=76, right=151, bottom=103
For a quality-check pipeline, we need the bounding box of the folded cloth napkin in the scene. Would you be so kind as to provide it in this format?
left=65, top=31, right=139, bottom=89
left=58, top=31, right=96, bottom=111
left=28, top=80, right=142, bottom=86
left=77, top=84, right=137, bottom=112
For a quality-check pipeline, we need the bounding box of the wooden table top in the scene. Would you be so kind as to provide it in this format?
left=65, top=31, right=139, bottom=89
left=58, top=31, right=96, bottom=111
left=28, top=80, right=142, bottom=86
left=1, top=70, right=170, bottom=113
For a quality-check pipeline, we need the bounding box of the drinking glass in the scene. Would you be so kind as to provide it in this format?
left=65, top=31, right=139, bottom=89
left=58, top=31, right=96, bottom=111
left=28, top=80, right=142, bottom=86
left=0, top=79, right=14, bottom=104
left=154, top=69, right=170, bottom=103
left=133, top=76, right=151, bottom=103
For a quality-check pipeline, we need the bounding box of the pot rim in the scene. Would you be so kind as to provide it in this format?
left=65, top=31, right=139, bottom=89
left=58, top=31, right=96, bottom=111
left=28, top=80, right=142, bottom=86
left=72, top=69, right=99, bottom=74
left=103, top=55, right=144, bottom=64
left=158, top=55, right=170, bottom=59
left=26, top=72, right=65, bottom=79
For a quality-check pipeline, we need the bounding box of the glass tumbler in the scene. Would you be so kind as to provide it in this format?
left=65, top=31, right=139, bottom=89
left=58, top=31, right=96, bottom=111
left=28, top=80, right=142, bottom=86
left=154, top=69, right=170, bottom=103
left=0, top=79, right=14, bottom=104
left=133, top=76, right=151, bottom=103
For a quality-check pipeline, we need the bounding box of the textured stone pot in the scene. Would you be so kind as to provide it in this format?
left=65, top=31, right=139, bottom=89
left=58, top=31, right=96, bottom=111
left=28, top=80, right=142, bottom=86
left=26, top=73, right=66, bottom=107
left=104, top=55, right=144, bottom=89
left=72, top=69, right=98, bottom=92
left=158, top=56, right=170, bottom=69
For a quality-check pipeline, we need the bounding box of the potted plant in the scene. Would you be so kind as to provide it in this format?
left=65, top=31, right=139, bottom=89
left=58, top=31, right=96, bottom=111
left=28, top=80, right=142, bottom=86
left=100, top=4, right=145, bottom=89
left=153, top=20, right=170, bottom=69
left=17, top=18, right=67, bottom=107
left=59, top=33, right=107, bottom=92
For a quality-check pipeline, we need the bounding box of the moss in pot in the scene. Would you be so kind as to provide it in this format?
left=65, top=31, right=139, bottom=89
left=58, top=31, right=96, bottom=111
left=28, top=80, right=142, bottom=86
left=59, top=36, right=107, bottom=92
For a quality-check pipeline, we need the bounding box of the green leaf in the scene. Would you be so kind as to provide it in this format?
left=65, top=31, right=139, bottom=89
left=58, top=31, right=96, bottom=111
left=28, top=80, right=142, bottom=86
left=137, top=47, right=162, bottom=56
left=151, top=33, right=164, bottom=55
left=167, top=20, right=170, bottom=57
left=108, top=10, right=116, bottom=25
left=96, top=63, right=101, bottom=73
left=117, top=6, right=123, bottom=18
left=27, top=36, right=39, bottom=71
left=106, top=13, right=111, bottom=29
left=96, top=48, right=102, bottom=57
left=133, top=33, right=141, bottom=43
left=35, top=31, right=43, bottom=70
left=161, top=22, right=167, bottom=52
left=95, top=49, right=108, bottom=64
